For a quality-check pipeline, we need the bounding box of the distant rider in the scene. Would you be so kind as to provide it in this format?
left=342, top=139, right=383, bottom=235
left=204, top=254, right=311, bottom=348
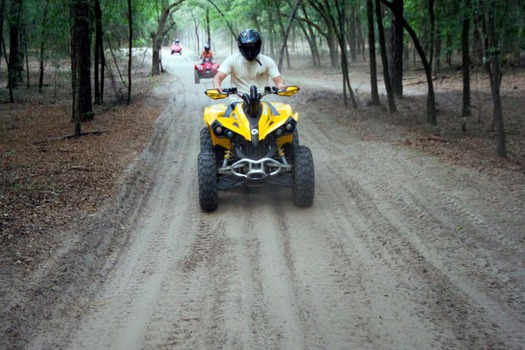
left=200, top=44, right=214, bottom=62
left=213, top=29, right=286, bottom=94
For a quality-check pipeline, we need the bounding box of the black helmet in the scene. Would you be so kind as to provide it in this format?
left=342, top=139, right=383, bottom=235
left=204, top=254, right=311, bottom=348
left=238, top=29, right=261, bottom=61
left=175, top=38, right=179, bottom=43
left=204, top=44, right=210, bottom=51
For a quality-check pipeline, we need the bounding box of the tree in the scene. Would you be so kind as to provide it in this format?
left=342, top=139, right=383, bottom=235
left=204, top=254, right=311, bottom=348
left=8, top=0, right=23, bottom=90
left=297, top=4, right=321, bottom=67
left=151, top=0, right=185, bottom=76
left=367, top=0, right=380, bottom=105
left=388, top=0, right=404, bottom=96
left=278, top=0, right=303, bottom=71
left=94, top=0, right=105, bottom=104
left=461, top=0, right=472, bottom=118
left=317, top=0, right=357, bottom=108
left=38, top=0, right=50, bottom=93
left=380, top=0, right=436, bottom=124
left=376, top=0, right=397, bottom=112
left=71, top=0, right=93, bottom=136
left=480, top=0, right=506, bottom=157
left=308, top=0, right=340, bottom=68
left=127, top=0, right=132, bottom=105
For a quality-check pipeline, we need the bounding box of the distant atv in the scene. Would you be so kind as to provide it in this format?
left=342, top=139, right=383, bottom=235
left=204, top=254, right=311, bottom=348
left=194, top=58, right=219, bottom=84
left=198, top=85, right=315, bottom=212
left=171, top=43, right=182, bottom=55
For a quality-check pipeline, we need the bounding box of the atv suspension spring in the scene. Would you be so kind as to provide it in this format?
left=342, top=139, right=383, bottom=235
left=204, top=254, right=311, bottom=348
left=224, top=146, right=234, bottom=160
left=277, top=145, right=289, bottom=165
left=222, top=146, right=234, bottom=167
left=277, top=145, right=285, bottom=158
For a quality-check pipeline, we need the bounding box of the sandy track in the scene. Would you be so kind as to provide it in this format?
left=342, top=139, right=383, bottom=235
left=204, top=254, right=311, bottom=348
left=11, top=52, right=525, bottom=349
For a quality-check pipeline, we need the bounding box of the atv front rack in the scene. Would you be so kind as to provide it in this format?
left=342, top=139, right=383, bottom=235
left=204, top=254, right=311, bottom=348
left=219, top=157, right=291, bottom=181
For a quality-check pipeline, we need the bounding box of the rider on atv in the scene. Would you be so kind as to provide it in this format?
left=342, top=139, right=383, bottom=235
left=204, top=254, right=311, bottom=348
left=200, top=44, right=214, bottom=63
left=213, top=29, right=286, bottom=94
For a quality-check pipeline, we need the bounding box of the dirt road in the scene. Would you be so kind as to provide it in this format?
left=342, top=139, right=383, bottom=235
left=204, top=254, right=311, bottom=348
left=4, top=51, right=525, bottom=349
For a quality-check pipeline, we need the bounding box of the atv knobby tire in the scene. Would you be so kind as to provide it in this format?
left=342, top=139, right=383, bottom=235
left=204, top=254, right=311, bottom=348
left=194, top=71, right=200, bottom=84
left=198, top=151, right=218, bottom=212
left=200, top=127, right=213, bottom=151
left=292, top=145, right=315, bottom=207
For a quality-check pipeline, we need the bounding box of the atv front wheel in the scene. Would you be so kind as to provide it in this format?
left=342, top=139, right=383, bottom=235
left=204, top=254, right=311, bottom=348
left=198, top=151, right=218, bottom=212
left=194, top=71, right=200, bottom=84
left=292, top=145, right=315, bottom=207
left=200, top=127, right=213, bottom=151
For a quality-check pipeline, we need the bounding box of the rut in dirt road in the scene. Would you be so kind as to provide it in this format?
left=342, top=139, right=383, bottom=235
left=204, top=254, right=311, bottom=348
left=20, top=54, right=525, bottom=350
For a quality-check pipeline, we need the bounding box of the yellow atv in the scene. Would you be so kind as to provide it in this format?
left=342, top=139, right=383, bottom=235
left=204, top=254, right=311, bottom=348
left=198, top=85, right=315, bottom=212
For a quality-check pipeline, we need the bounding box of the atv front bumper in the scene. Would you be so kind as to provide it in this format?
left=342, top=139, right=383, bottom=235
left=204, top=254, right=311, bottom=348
left=218, top=157, right=292, bottom=189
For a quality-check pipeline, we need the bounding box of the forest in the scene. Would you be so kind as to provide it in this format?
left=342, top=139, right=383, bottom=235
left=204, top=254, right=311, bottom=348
left=0, top=0, right=524, bottom=156
left=1, top=2, right=525, bottom=348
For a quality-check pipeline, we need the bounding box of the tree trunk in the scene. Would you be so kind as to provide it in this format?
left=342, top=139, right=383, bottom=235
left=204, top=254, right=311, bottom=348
left=348, top=5, right=357, bottom=62
left=485, top=0, right=506, bottom=157
left=127, top=0, right=132, bottom=105
left=308, top=0, right=340, bottom=68
left=94, top=0, right=103, bottom=104
left=206, top=8, right=211, bottom=46
left=380, top=0, right=436, bottom=124
left=71, top=0, right=93, bottom=135
left=367, top=0, right=380, bottom=105
left=38, top=0, right=50, bottom=93
left=8, top=0, right=23, bottom=89
left=388, top=0, right=403, bottom=96
left=151, top=0, right=185, bottom=76
left=461, top=0, right=471, bottom=117
left=376, top=0, right=397, bottom=113
left=428, top=0, right=435, bottom=76
left=300, top=4, right=321, bottom=67
left=334, top=0, right=357, bottom=108
left=278, top=0, right=302, bottom=72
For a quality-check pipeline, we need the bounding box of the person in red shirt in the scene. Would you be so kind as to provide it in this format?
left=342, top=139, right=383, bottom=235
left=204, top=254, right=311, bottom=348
left=200, top=44, right=214, bottom=62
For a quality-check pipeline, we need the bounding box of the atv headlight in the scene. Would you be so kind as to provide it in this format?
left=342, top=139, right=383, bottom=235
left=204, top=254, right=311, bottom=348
left=214, top=125, right=224, bottom=135
left=275, top=128, right=284, bottom=137
left=285, top=121, right=295, bottom=132
left=211, top=120, right=237, bottom=140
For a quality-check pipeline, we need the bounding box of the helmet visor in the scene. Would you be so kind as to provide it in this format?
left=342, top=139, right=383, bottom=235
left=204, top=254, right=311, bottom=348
left=241, top=43, right=260, bottom=61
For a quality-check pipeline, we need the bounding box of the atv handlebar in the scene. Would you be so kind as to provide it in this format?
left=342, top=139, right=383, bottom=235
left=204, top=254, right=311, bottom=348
left=205, top=85, right=300, bottom=100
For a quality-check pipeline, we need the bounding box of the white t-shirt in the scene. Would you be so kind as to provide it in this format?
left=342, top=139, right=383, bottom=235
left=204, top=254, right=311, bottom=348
left=218, top=53, right=281, bottom=94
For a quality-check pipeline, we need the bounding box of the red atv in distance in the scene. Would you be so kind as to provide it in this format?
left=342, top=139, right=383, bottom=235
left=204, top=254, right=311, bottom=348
left=194, top=58, right=219, bottom=84
left=171, top=42, right=182, bottom=55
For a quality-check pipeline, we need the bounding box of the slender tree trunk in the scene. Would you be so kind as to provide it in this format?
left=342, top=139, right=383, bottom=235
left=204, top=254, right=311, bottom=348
left=485, top=0, right=506, bottom=157
left=127, top=0, right=132, bottom=105
left=380, top=0, right=436, bottom=124
left=300, top=4, right=321, bottom=66
left=206, top=8, right=211, bottom=46
left=38, top=0, right=50, bottom=93
left=71, top=0, right=93, bottom=137
left=151, top=1, right=186, bottom=76
left=94, top=0, right=103, bottom=104
left=278, top=0, right=302, bottom=72
left=333, top=0, right=357, bottom=108
left=461, top=0, right=471, bottom=117
left=0, top=0, right=4, bottom=76
left=22, top=17, right=29, bottom=88
left=8, top=0, right=23, bottom=89
left=367, top=0, right=380, bottom=105
left=348, top=5, right=357, bottom=62
left=376, top=0, right=397, bottom=112
left=389, top=0, right=403, bottom=96
left=428, top=0, right=436, bottom=76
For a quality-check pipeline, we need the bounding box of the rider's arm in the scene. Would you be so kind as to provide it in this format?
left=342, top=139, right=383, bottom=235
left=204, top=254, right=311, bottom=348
left=273, top=76, right=286, bottom=91
left=213, top=71, right=228, bottom=91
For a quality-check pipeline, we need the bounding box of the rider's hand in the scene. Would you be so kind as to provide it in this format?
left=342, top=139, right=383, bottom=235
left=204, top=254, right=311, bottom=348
left=277, top=83, right=286, bottom=91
